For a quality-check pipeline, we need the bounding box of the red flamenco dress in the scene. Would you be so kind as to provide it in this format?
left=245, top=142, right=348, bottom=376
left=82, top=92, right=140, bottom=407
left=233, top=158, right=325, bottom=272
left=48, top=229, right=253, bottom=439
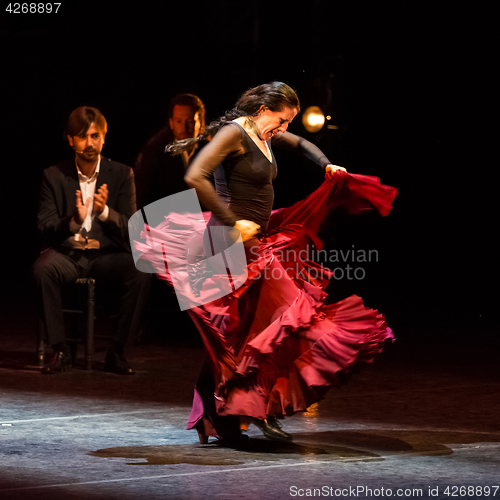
left=133, top=170, right=398, bottom=440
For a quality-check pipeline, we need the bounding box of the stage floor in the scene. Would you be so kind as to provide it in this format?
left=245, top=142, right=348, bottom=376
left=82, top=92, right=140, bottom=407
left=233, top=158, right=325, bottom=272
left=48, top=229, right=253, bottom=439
left=1, top=311, right=498, bottom=500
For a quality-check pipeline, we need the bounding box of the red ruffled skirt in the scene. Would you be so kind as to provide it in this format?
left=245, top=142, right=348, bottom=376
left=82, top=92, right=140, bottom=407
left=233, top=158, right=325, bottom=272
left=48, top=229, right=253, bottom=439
left=133, top=171, right=398, bottom=436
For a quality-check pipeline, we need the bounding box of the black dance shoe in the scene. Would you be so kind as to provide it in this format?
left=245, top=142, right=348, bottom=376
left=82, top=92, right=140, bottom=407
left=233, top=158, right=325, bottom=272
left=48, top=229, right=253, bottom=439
left=104, top=352, right=135, bottom=375
left=253, top=417, right=293, bottom=442
left=41, top=351, right=72, bottom=374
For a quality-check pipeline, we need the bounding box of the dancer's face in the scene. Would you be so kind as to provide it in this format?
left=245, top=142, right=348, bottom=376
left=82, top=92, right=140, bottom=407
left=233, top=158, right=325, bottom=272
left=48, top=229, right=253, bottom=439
left=254, top=106, right=297, bottom=141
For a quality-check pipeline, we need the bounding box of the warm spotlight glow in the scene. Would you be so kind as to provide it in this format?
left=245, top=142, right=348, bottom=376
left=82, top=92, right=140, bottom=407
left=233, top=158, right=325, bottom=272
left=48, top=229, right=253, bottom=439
left=302, top=106, right=325, bottom=133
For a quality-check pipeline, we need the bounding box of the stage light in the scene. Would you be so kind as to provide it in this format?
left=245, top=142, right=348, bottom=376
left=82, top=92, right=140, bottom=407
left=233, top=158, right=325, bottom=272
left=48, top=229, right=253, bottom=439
left=302, top=106, right=325, bottom=133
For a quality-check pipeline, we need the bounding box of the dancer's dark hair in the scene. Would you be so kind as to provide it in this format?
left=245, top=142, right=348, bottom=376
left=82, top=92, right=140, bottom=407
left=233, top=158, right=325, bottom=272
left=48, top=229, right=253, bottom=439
left=166, top=82, right=300, bottom=155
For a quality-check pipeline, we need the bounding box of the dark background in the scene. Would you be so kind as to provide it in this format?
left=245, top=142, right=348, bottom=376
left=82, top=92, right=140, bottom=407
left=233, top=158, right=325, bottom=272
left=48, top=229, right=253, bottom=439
left=1, top=2, right=496, bottom=343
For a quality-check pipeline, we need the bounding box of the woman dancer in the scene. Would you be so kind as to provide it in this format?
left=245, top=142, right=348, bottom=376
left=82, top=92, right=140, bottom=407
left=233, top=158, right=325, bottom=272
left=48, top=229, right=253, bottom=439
left=147, top=82, right=397, bottom=446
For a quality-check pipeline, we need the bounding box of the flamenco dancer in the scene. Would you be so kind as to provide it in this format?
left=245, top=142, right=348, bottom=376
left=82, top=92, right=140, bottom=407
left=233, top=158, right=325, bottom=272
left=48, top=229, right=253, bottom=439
left=136, top=82, right=398, bottom=446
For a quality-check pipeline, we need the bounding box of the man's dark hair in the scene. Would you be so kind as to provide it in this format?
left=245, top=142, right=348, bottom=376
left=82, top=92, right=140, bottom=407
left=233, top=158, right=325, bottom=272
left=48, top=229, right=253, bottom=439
left=65, top=106, right=107, bottom=138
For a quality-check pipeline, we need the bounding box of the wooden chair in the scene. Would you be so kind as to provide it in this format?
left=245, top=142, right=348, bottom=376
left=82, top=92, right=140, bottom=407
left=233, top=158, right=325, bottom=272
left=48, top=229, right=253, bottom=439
left=37, top=277, right=95, bottom=370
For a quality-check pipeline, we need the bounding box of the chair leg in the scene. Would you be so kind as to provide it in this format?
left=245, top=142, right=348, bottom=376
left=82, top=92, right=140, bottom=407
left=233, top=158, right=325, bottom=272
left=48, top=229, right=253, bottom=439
left=37, top=317, right=46, bottom=367
left=85, top=278, right=95, bottom=370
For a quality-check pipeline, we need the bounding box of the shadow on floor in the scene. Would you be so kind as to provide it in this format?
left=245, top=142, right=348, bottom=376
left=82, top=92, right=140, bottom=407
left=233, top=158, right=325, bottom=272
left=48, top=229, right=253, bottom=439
left=90, top=428, right=500, bottom=466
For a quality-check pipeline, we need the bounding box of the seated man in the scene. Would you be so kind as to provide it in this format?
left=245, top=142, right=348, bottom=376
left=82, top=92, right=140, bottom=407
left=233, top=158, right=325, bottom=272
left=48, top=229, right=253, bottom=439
left=33, top=106, right=151, bottom=375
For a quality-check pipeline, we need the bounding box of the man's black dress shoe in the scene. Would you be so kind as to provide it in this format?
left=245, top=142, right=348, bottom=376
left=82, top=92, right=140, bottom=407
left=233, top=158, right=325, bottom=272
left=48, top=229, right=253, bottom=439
left=104, top=352, right=135, bottom=375
left=41, top=351, right=72, bottom=374
left=253, top=417, right=292, bottom=442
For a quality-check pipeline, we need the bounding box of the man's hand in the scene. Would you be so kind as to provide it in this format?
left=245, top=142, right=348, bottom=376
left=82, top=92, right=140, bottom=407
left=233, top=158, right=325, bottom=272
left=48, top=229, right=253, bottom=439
left=93, top=184, right=108, bottom=215
left=75, top=190, right=91, bottom=225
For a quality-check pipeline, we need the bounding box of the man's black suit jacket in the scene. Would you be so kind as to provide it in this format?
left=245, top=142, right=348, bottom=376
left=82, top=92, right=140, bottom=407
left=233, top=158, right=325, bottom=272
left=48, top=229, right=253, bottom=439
left=37, top=157, right=136, bottom=252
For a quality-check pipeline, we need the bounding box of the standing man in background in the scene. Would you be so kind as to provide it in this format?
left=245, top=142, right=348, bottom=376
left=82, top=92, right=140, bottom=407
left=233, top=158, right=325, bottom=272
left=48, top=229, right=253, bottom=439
left=135, top=93, right=206, bottom=209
